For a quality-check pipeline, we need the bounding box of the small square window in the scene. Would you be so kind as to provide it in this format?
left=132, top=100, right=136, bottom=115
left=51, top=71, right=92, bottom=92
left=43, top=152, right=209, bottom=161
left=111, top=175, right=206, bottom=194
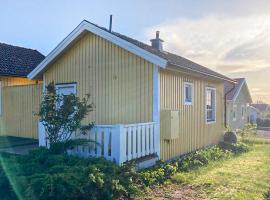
left=184, top=82, right=193, bottom=105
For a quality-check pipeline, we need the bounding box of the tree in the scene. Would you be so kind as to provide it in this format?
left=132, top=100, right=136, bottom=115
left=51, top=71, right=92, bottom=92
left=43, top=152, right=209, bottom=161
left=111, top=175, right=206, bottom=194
left=38, top=82, right=94, bottom=149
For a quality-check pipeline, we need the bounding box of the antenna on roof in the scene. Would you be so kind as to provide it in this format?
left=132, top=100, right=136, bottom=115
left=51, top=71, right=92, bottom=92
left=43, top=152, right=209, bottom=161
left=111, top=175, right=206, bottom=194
left=109, top=15, right=113, bottom=32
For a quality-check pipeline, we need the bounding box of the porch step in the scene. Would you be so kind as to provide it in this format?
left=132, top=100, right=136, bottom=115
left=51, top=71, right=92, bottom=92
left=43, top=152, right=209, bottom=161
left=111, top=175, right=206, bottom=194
left=135, top=154, right=159, bottom=170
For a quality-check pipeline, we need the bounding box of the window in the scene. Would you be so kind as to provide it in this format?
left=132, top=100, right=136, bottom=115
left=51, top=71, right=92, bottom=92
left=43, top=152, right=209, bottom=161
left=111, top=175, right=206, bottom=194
left=206, top=87, right=216, bottom=123
left=55, top=83, right=77, bottom=96
left=55, top=83, right=77, bottom=109
left=184, top=82, right=193, bottom=105
left=233, top=105, right=237, bottom=121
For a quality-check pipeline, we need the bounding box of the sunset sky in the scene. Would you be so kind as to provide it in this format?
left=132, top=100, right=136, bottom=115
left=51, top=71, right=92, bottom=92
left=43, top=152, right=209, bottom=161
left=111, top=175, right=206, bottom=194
left=0, top=0, right=269, bottom=103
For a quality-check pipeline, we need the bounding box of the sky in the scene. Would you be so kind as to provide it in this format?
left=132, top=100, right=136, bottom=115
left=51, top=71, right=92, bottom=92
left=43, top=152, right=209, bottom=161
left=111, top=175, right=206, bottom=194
left=0, top=0, right=269, bottom=103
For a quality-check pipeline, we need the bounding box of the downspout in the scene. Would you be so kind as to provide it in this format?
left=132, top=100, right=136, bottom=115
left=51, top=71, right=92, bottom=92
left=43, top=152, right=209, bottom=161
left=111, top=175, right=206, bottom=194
left=224, top=83, right=236, bottom=128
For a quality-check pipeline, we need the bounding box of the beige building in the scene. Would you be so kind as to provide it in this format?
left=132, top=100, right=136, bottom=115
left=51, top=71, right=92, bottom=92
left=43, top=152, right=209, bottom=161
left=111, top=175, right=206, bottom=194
left=225, top=78, right=252, bottom=130
left=28, top=20, right=234, bottom=162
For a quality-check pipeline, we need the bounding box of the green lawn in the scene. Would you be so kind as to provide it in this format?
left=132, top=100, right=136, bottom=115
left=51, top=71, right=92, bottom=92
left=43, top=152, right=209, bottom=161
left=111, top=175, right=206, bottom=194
left=173, top=142, right=270, bottom=199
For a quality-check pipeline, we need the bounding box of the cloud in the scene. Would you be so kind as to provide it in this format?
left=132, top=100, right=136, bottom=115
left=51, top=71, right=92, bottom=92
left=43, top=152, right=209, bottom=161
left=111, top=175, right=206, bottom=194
left=143, top=14, right=270, bottom=74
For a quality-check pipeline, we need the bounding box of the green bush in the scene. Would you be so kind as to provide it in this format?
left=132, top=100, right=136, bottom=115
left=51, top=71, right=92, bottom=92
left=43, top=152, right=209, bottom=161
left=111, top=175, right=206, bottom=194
left=0, top=142, right=250, bottom=199
left=264, top=189, right=270, bottom=200
left=219, top=141, right=250, bottom=155
left=0, top=148, right=140, bottom=200
left=178, top=145, right=231, bottom=171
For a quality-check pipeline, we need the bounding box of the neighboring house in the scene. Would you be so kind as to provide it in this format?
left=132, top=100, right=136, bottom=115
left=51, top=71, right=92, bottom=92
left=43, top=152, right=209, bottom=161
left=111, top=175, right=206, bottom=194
left=0, top=43, right=44, bottom=138
left=28, top=20, right=234, bottom=164
left=250, top=103, right=270, bottom=119
left=247, top=105, right=260, bottom=124
left=224, top=78, right=252, bottom=130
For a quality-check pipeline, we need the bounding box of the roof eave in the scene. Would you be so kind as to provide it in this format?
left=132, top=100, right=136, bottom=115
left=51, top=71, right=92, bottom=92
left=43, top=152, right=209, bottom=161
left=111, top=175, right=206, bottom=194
left=168, top=63, right=235, bottom=83
left=28, top=20, right=168, bottom=80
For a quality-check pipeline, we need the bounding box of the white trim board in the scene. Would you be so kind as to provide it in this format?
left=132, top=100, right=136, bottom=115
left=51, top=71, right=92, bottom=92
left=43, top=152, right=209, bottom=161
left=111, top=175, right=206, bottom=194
left=205, top=87, right=217, bottom=124
left=231, top=79, right=252, bottom=103
left=28, top=20, right=167, bottom=80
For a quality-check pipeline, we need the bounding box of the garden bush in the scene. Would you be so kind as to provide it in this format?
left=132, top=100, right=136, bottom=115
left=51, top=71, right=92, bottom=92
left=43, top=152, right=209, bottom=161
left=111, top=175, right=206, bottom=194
left=0, top=141, right=251, bottom=199
left=219, top=141, right=250, bottom=155
left=264, top=189, right=270, bottom=200
left=0, top=148, right=140, bottom=200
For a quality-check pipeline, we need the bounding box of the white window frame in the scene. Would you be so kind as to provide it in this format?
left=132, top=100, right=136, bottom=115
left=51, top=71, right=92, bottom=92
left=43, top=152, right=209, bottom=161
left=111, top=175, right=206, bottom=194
left=0, top=81, right=2, bottom=115
left=233, top=105, right=237, bottom=121
left=205, top=87, right=216, bottom=124
left=55, top=83, right=77, bottom=95
left=184, top=82, right=193, bottom=105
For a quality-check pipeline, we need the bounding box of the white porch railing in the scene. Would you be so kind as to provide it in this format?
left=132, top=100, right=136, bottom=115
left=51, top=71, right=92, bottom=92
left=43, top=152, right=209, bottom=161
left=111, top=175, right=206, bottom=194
left=39, top=122, right=160, bottom=165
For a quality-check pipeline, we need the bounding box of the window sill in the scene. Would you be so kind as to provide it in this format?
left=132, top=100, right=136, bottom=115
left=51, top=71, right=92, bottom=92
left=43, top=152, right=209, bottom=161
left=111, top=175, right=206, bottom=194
left=206, top=120, right=216, bottom=124
left=184, top=102, right=192, bottom=106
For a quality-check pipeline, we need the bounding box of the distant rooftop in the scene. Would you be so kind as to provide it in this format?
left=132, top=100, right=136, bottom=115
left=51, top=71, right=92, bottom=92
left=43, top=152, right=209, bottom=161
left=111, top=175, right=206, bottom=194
left=224, top=78, right=245, bottom=101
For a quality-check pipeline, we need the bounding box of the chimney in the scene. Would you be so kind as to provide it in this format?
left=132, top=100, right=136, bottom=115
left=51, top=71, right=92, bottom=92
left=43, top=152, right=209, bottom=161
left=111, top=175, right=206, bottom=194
left=150, top=31, right=164, bottom=51
left=109, top=15, right=113, bottom=32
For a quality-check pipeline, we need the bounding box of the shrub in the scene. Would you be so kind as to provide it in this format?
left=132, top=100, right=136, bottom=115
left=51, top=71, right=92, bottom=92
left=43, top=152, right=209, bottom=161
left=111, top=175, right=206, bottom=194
left=0, top=148, right=140, bottom=200
left=219, top=141, right=250, bottom=155
left=178, top=145, right=231, bottom=171
left=264, top=189, right=270, bottom=200
left=38, top=83, right=94, bottom=148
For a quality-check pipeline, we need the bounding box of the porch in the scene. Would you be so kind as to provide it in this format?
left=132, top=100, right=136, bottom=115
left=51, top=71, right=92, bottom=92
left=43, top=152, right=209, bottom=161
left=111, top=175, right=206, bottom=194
left=39, top=122, right=160, bottom=165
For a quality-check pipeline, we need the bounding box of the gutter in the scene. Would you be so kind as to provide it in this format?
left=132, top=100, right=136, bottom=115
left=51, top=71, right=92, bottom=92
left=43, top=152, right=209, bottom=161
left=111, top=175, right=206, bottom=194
left=224, top=84, right=236, bottom=128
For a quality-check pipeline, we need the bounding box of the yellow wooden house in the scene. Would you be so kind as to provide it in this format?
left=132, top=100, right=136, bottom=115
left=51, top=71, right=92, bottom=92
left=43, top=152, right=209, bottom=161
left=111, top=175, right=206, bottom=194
left=28, top=20, right=235, bottom=164
left=0, top=43, right=44, bottom=139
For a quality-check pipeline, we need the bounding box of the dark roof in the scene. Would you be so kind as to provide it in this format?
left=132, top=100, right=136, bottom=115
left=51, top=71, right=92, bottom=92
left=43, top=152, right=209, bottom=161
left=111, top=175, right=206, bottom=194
left=85, top=20, right=233, bottom=82
left=225, top=78, right=245, bottom=101
left=250, top=103, right=269, bottom=112
left=0, top=43, right=45, bottom=77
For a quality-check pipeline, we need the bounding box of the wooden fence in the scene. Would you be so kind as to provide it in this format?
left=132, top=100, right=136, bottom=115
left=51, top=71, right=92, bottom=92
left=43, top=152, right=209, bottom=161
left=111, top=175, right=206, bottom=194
left=0, top=84, right=42, bottom=139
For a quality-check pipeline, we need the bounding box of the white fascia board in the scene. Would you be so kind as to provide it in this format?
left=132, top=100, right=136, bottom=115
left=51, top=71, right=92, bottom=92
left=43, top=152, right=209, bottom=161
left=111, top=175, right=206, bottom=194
left=28, top=21, right=167, bottom=80
left=232, top=80, right=252, bottom=102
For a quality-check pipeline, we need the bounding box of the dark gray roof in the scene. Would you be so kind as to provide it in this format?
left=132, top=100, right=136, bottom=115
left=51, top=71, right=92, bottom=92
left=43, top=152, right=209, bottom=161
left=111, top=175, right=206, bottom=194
left=0, top=43, right=45, bottom=77
left=225, top=78, right=245, bottom=100
left=84, top=20, right=233, bottom=82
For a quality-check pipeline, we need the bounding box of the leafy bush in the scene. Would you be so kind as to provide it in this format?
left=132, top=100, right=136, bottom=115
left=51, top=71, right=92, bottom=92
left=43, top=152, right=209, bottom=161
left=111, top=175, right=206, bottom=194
left=237, top=123, right=257, bottom=139
left=139, top=161, right=178, bottom=186
left=0, top=141, right=251, bottom=199
left=0, top=148, right=140, bottom=200
left=38, top=83, right=94, bottom=147
left=219, top=141, right=250, bottom=155
left=178, top=145, right=232, bottom=171
left=264, top=189, right=270, bottom=200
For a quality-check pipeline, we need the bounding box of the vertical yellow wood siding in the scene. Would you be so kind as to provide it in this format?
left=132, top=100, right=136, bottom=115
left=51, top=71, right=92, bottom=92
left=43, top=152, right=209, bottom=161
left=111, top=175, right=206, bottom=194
left=44, top=32, right=153, bottom=124
left=0, top=84, right=42, bottom=139
left=160, top=69, right=224, bottom=160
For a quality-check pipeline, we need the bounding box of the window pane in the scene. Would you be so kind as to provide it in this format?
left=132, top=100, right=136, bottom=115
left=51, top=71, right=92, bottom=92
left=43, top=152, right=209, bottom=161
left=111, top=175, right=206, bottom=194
left=185, top=84, right=192, bottom=103
left=206, top=88, right=216, bottom=122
